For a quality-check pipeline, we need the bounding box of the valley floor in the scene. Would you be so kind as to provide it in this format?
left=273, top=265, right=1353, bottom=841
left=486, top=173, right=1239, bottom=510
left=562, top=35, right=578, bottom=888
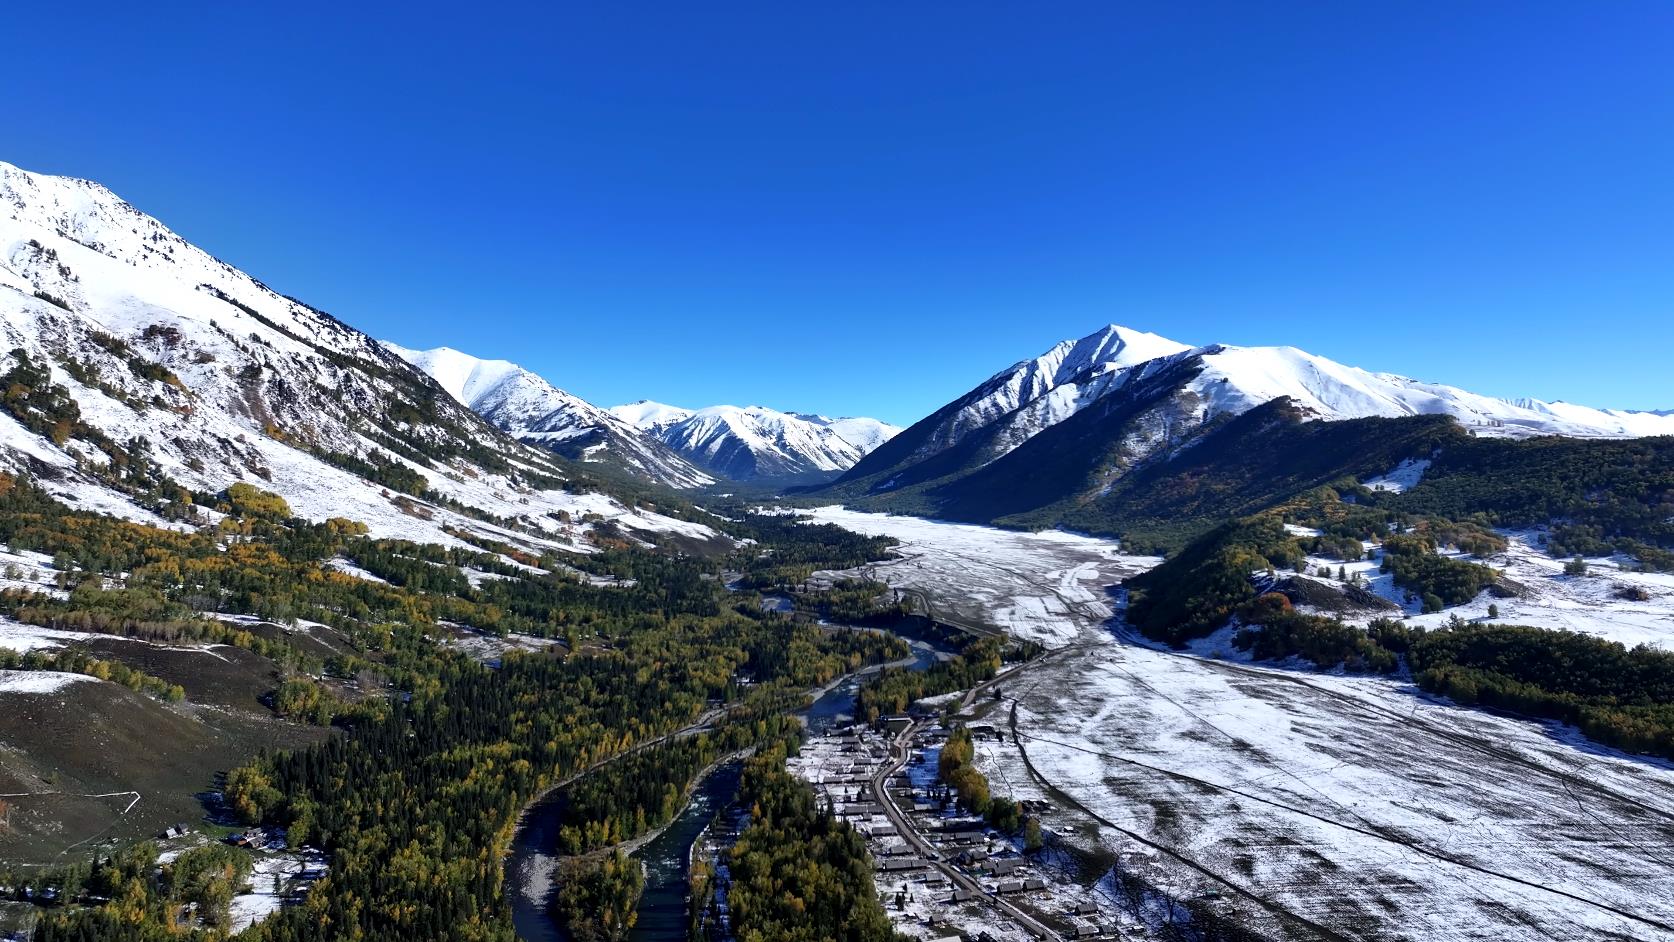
left=807, top=508, right=1674, bottom=942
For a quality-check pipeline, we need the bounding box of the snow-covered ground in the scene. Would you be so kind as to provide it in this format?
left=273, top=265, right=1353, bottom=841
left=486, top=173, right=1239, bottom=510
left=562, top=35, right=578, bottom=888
left=461, top=566, right=515, bottom=588
left=227, top=846, right=329, bottom=932
left=1412, top=534, right=1674, bottom=648
left=0, top=616, right=91, bottom=653
left=442, top=626, right=564, bottom=665
left=0, top=548, right=61, bottom=594
left=1361, top=457, right=1431, bottom=493
left=0, top=670, right=94, bottom=694
left=991, top=643, right=1674, bottom=941
left=802, top=507, right=1158, bottom=646
left=807, top=508, right=1674, bottom=941
left=323, top=556, right=389, bottom=584
left=1292, top=531, right=1674, bottom=649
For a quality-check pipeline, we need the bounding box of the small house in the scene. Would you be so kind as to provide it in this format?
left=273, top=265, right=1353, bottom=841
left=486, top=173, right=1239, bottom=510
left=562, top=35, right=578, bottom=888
left=878, top=857, right=926, bottom=872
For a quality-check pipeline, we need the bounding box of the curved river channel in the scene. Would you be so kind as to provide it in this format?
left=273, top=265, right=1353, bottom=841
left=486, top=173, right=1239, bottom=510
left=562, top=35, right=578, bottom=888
left=506, top=625, right=945, bottom=941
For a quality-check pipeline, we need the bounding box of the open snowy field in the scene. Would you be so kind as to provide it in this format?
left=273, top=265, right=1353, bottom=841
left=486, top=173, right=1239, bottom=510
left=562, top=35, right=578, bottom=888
left=989, top=642, right=1674, bottom=941
left=1289, top=530, right=1674, bottom=649
left=808, top=508, right=1674, bottom=941
left=1408, top=533, right=1674, bottom=648
left=0, top=616, right=92, bottom=654
left=803, top=506, right=1158, bottom=646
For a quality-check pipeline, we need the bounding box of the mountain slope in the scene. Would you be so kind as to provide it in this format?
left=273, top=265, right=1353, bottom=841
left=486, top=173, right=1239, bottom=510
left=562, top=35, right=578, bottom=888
left=610, top=401, right=900, bottom=482
left=837, top=325, right=1189, bottom=491
left=385, top=344, right=714, bottom=489
left=0, top=160, right=718, bottom=552
left=826, top=323, right=1674, bottom=541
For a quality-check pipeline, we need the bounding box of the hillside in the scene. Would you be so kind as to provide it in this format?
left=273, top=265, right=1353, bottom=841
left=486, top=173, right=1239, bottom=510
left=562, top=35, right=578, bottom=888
left=0, top=160, right=718, bottom=554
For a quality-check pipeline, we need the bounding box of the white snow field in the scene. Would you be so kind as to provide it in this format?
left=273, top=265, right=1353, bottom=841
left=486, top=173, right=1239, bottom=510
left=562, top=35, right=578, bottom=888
left=809, top=509, right=1674, bottom=942
left=227, top=846, right=329, bottom=932
left=804, top=506, right=1159, bottom=646
left=0, top=670, right=95, bottom=694
left=1000, top=643, right=1674, bottom=942
left=0, top=617, right=92, bottom=654
left=1411, top=534, right=1674, bottom=648
left=1287, top=531, right=1674, bottom=650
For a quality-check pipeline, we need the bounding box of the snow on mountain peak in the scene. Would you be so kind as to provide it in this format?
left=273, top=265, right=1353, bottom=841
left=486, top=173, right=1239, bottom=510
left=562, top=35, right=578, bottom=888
left=385, top=345, right=714, bottom=489
left=380, top=344, right=525, bottom=406
left=840, top=321, right=1674, bottom=497
left=1182, top=343, right=1674, bottom=439
left=610, top=400, right=900, bottom=480
left=880, top=323, right=1193, bottom=463
left=0, top=160, right=720, bottom=548
left=987, top=324, right=1191, bottom=389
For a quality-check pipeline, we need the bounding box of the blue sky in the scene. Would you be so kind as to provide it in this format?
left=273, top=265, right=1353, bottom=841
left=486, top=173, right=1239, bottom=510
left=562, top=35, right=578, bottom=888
left=7, top=2, right=1673, bottom=424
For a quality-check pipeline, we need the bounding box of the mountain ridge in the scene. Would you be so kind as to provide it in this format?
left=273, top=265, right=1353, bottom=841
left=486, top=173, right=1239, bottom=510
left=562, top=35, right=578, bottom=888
left=609, top=399, right=900, bottom=482
left=825, top=322, right=1674, bottom=538
left=384, top=344, right=715, bottom=489
left=0, top=159, right=719, bottom=553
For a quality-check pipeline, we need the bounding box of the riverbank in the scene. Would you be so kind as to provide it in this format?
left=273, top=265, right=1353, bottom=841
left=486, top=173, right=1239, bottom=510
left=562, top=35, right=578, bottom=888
left=605, top=749, right=751, bottom=862
left=505, top=623, right=956, bottom=942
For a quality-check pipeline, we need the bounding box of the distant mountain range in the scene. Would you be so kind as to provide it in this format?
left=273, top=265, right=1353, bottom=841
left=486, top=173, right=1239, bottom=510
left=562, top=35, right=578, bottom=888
left=384, top=345, right=717, bottom=489
left=609, top=400, right=899, bottom=482
left=389, top=346, right=900, bottom=486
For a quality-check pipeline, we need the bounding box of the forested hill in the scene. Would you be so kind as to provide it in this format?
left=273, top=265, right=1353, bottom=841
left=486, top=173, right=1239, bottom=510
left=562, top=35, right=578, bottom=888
left=0, top=470, right=907, bottom=942
left=1116, top=432, right=1674, bottom=761
left=1124, top=432, right=1674, bottom=642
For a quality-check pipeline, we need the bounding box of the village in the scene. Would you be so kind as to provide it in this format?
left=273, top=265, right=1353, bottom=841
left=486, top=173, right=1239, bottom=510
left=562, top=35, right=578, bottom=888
left=787, top=715, right=1128, bottom=942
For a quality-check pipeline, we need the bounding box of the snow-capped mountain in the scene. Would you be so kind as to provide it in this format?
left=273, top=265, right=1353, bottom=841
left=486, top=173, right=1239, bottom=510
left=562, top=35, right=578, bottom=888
left=836, top=323, right=1674, bottom=500
left=610, top=401, right=901, bottom=481
left=0, top=160, right=718, bottom=551
left=1173, top=342, right=1674, bottom=438
left=385, top=344, right=714, bottom=489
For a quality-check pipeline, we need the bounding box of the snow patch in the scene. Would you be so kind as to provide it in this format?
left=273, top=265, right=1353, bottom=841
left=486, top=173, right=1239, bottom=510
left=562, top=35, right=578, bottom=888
left=0, top=669, right=94, bottom=694
left=1363, top=457, right=1432, bottom=493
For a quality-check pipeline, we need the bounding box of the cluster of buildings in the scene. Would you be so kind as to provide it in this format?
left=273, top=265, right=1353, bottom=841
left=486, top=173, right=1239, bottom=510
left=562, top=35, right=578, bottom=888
left=789, top=722, right=1122, bottom=941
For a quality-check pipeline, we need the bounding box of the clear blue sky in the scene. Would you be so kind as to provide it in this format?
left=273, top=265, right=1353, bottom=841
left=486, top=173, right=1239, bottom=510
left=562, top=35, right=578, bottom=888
left=7, top=2, right=1673, bottom=424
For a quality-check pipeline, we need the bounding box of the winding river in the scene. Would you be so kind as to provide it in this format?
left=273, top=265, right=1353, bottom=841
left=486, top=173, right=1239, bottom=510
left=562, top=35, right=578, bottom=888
left=505, top=619, right=947, bottom=941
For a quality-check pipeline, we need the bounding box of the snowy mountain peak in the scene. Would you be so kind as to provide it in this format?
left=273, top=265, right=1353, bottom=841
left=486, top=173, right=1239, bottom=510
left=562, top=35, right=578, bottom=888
left=837, top=322, right=1674, bottom=499
left=1183, top=343, right=1674, bottom=438
left=385, top=345, right=714, bottom=489
left=0, top=160, right=719, bottom=550
left=610, top=400, right=900, bottom=481
left=381, top=344, right=526, bottom=407
left=984, top=324, right=1192, bottom=394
